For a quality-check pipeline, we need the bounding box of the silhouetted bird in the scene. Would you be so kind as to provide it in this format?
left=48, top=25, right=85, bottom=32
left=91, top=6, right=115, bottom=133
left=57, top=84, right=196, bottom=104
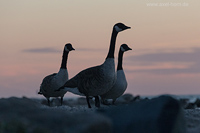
left=101, top=44, right=132, bottom=104
left=38, top=43, right=75, bottom=106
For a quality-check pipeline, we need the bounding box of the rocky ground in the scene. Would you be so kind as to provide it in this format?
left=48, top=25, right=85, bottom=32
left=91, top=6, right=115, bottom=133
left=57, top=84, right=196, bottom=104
left=0, top=94, right=200, bottom=133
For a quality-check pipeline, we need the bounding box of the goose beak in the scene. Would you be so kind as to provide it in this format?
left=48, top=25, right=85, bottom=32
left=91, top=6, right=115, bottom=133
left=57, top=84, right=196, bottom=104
left=125, top=26, right=131, bottom=30
left=71, top=47, right=75, bottom=51
left=128, top=47, right=132, bottom=50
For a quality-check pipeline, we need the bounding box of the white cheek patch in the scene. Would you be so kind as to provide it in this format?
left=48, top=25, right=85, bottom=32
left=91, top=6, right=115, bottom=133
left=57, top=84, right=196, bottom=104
left=120, top=46, right=125, bottom=52
left=115, top=26, right=122, bottom=32
left=65, top=46, right=69, bottom=52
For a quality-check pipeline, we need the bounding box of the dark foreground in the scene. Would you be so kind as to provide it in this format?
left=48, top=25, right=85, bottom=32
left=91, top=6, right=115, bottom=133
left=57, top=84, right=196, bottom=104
left=0, top=94, right=200, bottom=133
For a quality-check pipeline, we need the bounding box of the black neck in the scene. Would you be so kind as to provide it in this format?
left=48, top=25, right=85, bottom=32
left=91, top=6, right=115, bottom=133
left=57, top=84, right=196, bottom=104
left=117, top=50, right=124, bottom=70
left=60, top=50, right=69, bottom=69
left=106, top=29, right=118, bottom=59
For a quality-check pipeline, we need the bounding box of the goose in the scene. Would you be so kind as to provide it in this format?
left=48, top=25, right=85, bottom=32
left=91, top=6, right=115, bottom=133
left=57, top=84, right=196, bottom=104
left=38, top=43, right=75, bottom=106
left=56, top=23, right=131, bottom=108
left=100, top=44, right=132, bottom=105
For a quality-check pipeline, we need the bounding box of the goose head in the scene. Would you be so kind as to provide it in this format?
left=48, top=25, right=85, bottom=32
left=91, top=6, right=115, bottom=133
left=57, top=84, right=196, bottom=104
left=65, top=43, right=75, bottom=52
left=114, top=23, right=131, bottom=32
left=120, top=44, right=132, bottom=52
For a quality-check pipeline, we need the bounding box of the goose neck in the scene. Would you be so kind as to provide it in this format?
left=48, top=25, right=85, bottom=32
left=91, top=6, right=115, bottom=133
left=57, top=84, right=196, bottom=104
left=117, top=50, right=124, bottom=70
left=106, top=29, right=118, bottom=59
left=60, top=50, right=69, bottom=69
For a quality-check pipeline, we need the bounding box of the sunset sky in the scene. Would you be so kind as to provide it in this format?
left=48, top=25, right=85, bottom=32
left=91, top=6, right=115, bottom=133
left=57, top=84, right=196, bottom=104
left=0, top=0, right=200, bottom=98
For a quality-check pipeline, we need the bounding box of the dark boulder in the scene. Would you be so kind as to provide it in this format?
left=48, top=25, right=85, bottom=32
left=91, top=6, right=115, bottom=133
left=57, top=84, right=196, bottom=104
left=0, top=97, right=112, bottom=133
left=98, top=95, right=186, bottom=133
left=194, top=98, right=200, bottom=107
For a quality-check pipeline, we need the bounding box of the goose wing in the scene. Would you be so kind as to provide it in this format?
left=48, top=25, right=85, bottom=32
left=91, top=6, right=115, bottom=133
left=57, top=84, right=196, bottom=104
left=40, top=73, right=57, bottom=92
left=62, top=65, right=103, bottom=94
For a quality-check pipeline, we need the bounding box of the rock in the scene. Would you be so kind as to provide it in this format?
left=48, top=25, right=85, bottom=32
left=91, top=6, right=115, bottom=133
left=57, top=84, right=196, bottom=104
left=121, top=93, right=134, bottom=102
left=0, top=96, right=188, bottom=133
left=0, top=97, right=39, bottom=114
left=41, top=99, right=49, bottom=106
left=179, top=98, right=189, bottom=109
left=179, top=98, right=200, bottom=109
left=0, top=97, right=112, bottom=133
left=107, top=94, right=134, bottom=105
left=185, top=103, right=196, bottom=109
left=184, top=109, right=200, bottom=133
left=194, top=98, right=200, bottom=107
left=98, top=95, right=186, bottom=133
left=132, top=95, right=141, bottom=102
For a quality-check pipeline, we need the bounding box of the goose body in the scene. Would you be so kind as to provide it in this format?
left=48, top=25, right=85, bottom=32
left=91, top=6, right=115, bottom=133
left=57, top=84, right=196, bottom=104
left=39, top=43, right=75, bottom=105
left=101, top=44, right=132, bottom=104
left=62, top=58, right=115, bottom=96
left=57, top=23, right=131, bottom=108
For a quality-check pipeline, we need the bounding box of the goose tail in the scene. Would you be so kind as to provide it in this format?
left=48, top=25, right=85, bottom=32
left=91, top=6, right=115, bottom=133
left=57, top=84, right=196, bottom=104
left=38, top=91, right=43, bottom=95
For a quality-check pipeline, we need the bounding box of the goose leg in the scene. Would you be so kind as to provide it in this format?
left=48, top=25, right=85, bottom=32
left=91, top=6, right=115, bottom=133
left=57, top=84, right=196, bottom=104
left=86, top=96, right=91, bottom=108
left=95, top=96, right=100, bottom=108
left=47, top=97, right=50, bottom=106
left=112, top=99, right=116, bottom=105
left=60, top=97, right=63, bottom=106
